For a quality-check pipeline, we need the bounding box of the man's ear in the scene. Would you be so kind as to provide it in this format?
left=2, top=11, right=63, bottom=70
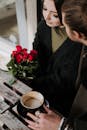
left=73, top=31, right=85, bottom=40
left=72, top=30, right=81, bottom=39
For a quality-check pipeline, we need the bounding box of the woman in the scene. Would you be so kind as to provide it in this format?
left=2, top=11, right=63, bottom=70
left=26, top=0, right=87, bottom=130
left=30, top=0, right=82, bottom=117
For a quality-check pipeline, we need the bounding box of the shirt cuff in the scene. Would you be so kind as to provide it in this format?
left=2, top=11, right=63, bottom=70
left=58, top=117, right=69, bottom=130
left=58, top=117, right=65, bottom=130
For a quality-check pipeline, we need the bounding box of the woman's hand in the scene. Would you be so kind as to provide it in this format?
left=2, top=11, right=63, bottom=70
left=25, top=105, right=62, bottom=130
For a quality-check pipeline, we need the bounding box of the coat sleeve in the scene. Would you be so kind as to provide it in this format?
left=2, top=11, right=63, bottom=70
left=66, top=113, right=87, bottom=130
left=73, top=118, right=87, bottom=130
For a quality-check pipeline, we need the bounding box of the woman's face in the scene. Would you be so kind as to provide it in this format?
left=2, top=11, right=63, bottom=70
left=43, top=0, right=62, bottom=27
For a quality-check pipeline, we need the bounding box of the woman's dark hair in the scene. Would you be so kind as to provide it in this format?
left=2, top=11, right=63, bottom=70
left=62, top=0, right=87, bottom=38
left=54, top=0, right=64, bottom=24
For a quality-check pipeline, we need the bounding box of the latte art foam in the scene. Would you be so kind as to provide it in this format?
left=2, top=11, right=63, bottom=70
left=23, top=97, right=42, bottom=109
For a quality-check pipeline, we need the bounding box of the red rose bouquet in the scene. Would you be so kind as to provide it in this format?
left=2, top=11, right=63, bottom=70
left=7, top=45, right=39, bottom=80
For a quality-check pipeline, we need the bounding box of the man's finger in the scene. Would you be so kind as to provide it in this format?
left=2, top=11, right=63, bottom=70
left=27, top=113, right=39, bottom=122
left=43, top=105, right=52, bottom=114
left=28, top=124, right=39, bottom=130
left=25, top=119, right=40, bottom=130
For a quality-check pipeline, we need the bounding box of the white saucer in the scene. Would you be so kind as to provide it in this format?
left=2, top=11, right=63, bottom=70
left=0, top=51, right=10, bottom=71
left=0, top=37, right=15, bottom=71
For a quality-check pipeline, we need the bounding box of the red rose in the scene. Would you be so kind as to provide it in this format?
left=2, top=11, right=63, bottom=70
left=12, top=51, right=17, bottom=58
left=16, top=54, right=23, bottom=63
left=22, top=53, right=28, bottom=61
left=30, top=50, right=38, bottom=55
left=30, top=50, right=38, bottom=59
left=16, top=45, right=22, bottom=52
left=22, top=48, right=27, bottom=53
left=21, top=48, right=28, bottom=61
left=28, top=54, right=33, bottom=61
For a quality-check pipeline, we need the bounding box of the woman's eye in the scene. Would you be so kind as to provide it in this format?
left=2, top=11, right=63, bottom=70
left=54, top=15, right=58, bottom=18
left=43, top=7, right=47, bottom=11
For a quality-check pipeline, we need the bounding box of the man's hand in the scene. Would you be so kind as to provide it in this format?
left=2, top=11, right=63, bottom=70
left=25, top=105, right=62, bottom=130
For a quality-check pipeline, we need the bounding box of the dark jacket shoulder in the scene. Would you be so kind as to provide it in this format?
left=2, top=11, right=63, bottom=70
left=34, top=19, right=51, bottom=42
left=80, top=46, right=87, bottom=87
left=33, top=20, right=52, bottom=74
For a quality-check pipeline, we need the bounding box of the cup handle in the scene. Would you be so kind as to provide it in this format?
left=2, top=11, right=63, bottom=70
left=44, top=99, right=49, bottom=108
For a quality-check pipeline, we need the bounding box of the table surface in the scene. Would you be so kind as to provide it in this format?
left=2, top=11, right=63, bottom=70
left=0, top=69, right=32, bottom=130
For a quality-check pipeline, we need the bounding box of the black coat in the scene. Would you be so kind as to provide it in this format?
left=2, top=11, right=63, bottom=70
left=65, top=48, right=87, bottom=130
left=64, top=112, right=87, bottom=130
left=80, top=46, right=87, bottom=87
left=73, top=113, right=87, bottom=130
left=31, top=20, right=82, bottom=117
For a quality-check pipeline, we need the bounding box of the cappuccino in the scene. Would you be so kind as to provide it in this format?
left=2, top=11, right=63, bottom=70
left=23, top=97, right=42, bottom=109
left=17, top=91, right=45, bottom=117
